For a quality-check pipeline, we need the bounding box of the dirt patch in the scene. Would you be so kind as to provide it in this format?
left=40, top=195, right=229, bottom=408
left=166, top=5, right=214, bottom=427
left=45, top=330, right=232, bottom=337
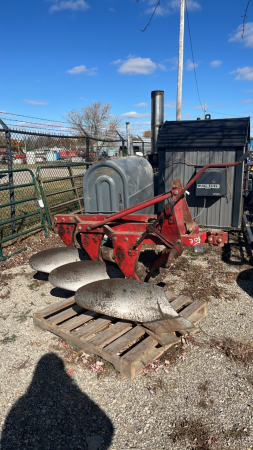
left=223, top=424, right=249, bottom=440
left=197, top=380, right=211, bottom=392
left=161, top=237, right=249, bottom=301
left=247, top=376, right=253, bottom=386
left=49, top=338, right=117, bottom=379
left=168, top=419, right=217, bottom=449
left=160, top=341, right=187, bottom=366
left=0, top=229, right=64, bottom=271
left=169, top=419, right=250, bottom=449
left=0, top=273, right=15, bottom=286
left=210, top=337, right=253, bottom=364
left=188, top=330, right=253, bottom=365
left=147, top=378, right=166, bottom=394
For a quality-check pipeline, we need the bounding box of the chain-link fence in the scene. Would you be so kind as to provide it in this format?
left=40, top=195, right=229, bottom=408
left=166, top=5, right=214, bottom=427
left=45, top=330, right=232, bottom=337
left=0, top=122, right=152, bottom=258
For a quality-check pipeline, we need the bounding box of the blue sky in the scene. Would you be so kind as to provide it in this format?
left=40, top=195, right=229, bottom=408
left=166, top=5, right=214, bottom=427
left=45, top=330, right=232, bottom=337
left=1, top=0, right=253, bottom=136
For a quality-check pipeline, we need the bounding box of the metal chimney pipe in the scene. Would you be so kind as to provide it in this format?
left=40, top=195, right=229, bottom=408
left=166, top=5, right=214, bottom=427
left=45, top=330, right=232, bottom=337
left=151, top=90, right=164, bottom=154
left=125, top=121, right=130, bottom=155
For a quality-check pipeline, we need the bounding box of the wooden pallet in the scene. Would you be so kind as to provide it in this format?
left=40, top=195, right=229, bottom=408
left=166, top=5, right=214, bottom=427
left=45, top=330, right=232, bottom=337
left=33, top=295, right=206, bottom=380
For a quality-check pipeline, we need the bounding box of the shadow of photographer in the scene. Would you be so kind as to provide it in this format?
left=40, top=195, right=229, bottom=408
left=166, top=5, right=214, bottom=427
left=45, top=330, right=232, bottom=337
left=0, top=353, right=114, bottom=450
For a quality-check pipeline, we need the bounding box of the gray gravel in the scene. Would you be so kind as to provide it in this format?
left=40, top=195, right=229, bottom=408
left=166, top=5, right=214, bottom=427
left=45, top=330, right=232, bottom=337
left=0, top=246, right=253, bottom=450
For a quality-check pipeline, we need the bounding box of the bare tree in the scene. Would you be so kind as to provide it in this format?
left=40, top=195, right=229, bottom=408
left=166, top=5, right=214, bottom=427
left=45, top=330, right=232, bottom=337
left=66, top=102, right=122, bottom=156
left=143, top=130, right=151, bottom=138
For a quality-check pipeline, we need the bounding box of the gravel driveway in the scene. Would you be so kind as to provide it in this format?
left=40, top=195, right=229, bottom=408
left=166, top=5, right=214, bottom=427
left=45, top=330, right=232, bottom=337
left=0, top=234, right=253, bottom=450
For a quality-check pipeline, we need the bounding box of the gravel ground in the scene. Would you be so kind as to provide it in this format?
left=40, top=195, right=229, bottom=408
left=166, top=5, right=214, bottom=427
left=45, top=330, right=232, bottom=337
left=0, top=232, right=253, bottom=450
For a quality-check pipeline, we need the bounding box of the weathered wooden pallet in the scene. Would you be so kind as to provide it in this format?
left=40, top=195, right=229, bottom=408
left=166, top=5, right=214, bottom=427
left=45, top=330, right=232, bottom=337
left=33, top=295, right=206, bottom=380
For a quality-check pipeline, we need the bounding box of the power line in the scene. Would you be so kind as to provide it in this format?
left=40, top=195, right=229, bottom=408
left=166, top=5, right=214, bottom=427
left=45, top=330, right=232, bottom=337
left=0, top=121, right=122, bottom=142
left=2, top=123, right=74, bottom=133
left=0, top=116, right=75, bottom=130
left=0, top=110, right=69, bottom=124
left=206, top=109, right=250, bottom=118
left=185, top=0, right=203, bottom=111
left=140, top=0, right=160, bottom=32
left=241, top=0, right=252, bottom=38
left=0, top=110, right=123, bottom=134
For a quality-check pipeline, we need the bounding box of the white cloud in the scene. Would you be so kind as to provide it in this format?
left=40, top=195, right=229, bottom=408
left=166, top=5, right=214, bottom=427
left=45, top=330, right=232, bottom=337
left=135, top=102, right=148, bottom=107
left=230, top=67, right=253, bottom=81
left=157, top=63, right=167, bottom=71
left=186, top=59, right=198, bottom=71
left=210, top=60, right=222, bottom=68
left=237, top=99, right=253, bottom=104
left=109, top=8, right=115, bottom=12
left=229, top=22, right=253, bottom=48
left=246, top=90, right=253, bottom=92
left=121, top=111, right=151, bottom=118
left=67, top=64, right=97, bottom=75
left=111, top=59, right=122, bottom=65
left=166, top=56, right=178, bottom=70
left=112, top=57, right=158, bottom=75
left=165, top=101, right=176, bottom=108
left=214, top=103, right=227, bottom=107
left=182, top=113, right=192, bottom=118
left=145, top=0, right=201, bottom=16
left=23, top=99, right=48, bottom=105
left=49, top=0, right=89, bottom=13
left=170, top=0, right=201, bottom=11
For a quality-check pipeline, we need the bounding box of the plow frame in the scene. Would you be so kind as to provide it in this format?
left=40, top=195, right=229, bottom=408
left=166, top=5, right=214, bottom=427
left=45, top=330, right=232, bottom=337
left=54, top=175, right=229, bottom=280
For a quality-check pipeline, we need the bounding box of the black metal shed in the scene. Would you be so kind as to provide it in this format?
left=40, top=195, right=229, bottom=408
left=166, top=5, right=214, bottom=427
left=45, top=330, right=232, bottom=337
left=157, top=117, right=251, bottom=228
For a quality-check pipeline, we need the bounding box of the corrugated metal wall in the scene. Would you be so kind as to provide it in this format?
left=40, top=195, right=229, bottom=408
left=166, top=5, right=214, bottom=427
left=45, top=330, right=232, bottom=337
left=158, top=147, right=244, bottom=229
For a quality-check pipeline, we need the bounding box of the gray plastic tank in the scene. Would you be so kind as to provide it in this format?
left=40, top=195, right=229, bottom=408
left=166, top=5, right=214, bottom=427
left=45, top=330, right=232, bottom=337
left=83, top=156, right=154, bottom=214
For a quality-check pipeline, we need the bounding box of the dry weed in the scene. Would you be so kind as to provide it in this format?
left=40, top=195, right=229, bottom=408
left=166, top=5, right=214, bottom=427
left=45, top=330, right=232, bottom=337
left=168, top=419, right=217, bottom=449
left=210, top=338, right=253, bottom=364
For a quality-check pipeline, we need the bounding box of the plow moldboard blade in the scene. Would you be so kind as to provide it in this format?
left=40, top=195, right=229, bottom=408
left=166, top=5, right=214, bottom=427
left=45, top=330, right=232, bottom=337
left=49, top=260, right=125, bottom=292
left=29, top=247, right=90, bottom=273
left=75, top=279, right=194, bottom=331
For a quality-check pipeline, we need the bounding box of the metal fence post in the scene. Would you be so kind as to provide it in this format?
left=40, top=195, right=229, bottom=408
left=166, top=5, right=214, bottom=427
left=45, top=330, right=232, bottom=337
left=0, top=119, right=16, bottom=233
left=86, top=137, right=90, bottom=162
left=116, top=131, right=125, bottom=157
left=137, top=135, right=145, bottom=155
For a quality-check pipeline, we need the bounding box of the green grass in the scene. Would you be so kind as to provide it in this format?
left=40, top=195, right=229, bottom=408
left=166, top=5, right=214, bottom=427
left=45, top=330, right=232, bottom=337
left=0, top=334, right=17, bottom=345
left=14, top=310, right=32, bottom=323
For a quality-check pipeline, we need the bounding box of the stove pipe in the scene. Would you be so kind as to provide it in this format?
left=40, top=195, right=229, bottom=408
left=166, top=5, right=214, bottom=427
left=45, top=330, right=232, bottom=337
left=151, top=90, right=164, bottom=154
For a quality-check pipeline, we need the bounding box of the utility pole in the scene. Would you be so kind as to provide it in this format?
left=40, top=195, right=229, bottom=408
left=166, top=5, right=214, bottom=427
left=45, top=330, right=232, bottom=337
left=204, top=100, right=207, bottom=118
left=176, top=0, right=185, bottom=121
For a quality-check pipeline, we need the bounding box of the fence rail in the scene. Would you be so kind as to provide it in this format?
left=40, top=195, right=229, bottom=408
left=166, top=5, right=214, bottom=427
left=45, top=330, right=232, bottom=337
left=0, top=122, right=151, bottom=260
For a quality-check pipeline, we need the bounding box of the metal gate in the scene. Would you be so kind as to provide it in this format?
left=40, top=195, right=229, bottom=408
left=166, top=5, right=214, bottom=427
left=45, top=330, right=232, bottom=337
left=0, top=168, right=48, bottom=260
left=36, top=163, right=91, bottom=228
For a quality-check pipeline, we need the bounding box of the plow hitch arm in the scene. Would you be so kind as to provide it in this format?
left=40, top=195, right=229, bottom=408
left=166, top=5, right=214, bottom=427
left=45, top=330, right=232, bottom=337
left=86, top=157, right=249, bottom=232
